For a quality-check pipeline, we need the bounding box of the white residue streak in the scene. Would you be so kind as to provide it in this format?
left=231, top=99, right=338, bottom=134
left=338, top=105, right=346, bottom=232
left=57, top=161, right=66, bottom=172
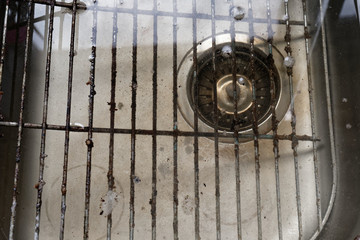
left=100, top=190, right=119, bottom=217
left=70, top=122, right=85, bottom=128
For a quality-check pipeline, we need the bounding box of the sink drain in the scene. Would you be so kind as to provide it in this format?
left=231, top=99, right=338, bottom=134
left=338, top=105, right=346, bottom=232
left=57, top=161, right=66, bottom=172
left=188, top=42, right=280, bottom=131
left=178, top=33, right=290, bottom=142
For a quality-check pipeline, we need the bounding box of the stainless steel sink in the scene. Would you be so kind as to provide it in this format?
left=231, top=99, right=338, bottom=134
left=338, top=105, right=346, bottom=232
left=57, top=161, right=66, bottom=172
left=0, top=0, right=359, bottom=239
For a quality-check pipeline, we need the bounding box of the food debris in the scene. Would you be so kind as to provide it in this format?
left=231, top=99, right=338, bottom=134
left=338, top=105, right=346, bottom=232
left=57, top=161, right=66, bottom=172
left=99, top=190, right=119, bottom=217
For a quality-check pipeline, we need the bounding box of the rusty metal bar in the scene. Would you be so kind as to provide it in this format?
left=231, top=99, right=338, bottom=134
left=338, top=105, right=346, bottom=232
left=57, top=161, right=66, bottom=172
left=8, top=1, right=34, bottom=239
left=84, top=0, right=98, bottom=239
left=248, top=1, right=262, bottom=238
left=192, top=0, right=200, bottom=239
left=0, top=121, right=319, bottom=142
left=9, top=2, right=22, bottom=120
left=0, top=0, right=9, bottom=97
left=172, top=0, right=179, bottom=239
left=311, top=0, right=338, bottom=238
left=302, top=0, right=322, bottom=232
left=104, top=2, right=116, bottom=239
left=230, top=1, right=242, bottom=239
left=210, top=0, right=221, bottom=239
left=27, top=0, right=305, bottom=26
left=266, top=0, right=283, bottom=239
left=31, top=0, right=87, bottom=9
left=151, top=0, right=158, bottom=239
left=283, top=1, right=303, bottom=239
left=59, top=1, right=78, bottom=239
left=34, top=1, right=55, bottom=239
left=129, top=0, right=138, bottom=239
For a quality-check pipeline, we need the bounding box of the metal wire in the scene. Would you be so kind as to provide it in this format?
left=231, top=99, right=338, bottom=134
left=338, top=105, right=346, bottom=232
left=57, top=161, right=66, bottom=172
left=9, top=2, right=22, bottom=120
left=301, top=0, right=322, bottom=233
left=28, top=0, right=306, bottom=26
left=266, top=0, right=283, bottom=239
left=283, top=1, right=303, bottom=239
left=8, top=1, right=34, bottom=239
left=107, top=2, right=116, bottom=239
left=172, top=1, right=179, bottom=239
left=191, top=0, right=200, bottom=238
left=85, top=1, right=98, bottom=236
left=59, top=1, right=78, bottom=239
left=247, top=1, right=263, bottom=238
left=0, top=121, right=318, bottom=142
left=211, top=0, right=221, bottom=239
left=230, top=1, right=242, bottom=239
left=151, top=0, right=158, bottom=239
left=129, top=0, right=138, bottom=238
left=309, top=0, right=338, bottom=238
left=34, top=1, right=55, bottom=239
left=0, top=0, right=9, bottom=95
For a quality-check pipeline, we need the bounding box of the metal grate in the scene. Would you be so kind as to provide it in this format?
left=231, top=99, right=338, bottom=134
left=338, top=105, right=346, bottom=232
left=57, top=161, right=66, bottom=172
left=0, top=0, right=336, bottom=239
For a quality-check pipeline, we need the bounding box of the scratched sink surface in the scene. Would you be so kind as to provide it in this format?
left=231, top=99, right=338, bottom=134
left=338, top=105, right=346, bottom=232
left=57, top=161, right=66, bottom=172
left=0, top=0, right=360, bottom=239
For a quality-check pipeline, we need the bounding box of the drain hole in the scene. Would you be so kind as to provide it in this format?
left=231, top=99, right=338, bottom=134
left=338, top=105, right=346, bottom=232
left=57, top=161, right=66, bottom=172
left=187, top=42, right=281, bottom=132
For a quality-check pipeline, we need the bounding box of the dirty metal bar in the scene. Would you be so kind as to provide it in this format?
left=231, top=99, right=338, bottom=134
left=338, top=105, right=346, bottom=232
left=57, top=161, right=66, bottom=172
left=230, top=1, right=242, bottom=239
left=129, top=0, right=138, bottom=239
left=266, top=0, right=283, bottom=239
left=172, top=0, right=179, bottom=239
left=301, top=0, right=322, bottom=232
left=317, top=0, right=338, bottom=237
left=0, top=0, right=9, bottom=97
left=151, top=0, right=158, bottom=239
left=104, top=2, right=116, bottom=239
left=283, top=1, right=303, bottom=239
left=8, top=1, right=34, bottom=239
left=192, top=0, right=200, bottom=239
left=28, top=0, right=305, bottom=26
left=59, top=1, right=78, bottom=239
left=32, top=0, right=86, bottom=10
left=9, top=2, right=22, bottom=119
left=85, top=1, right=98, bottom=238
left=34, top=1, right=55, bottom=239
left=248, top=1, right=262, bottom=238
left=0, top=121, right=319, bottom=142
left=211, top=0, right=221, bottom=239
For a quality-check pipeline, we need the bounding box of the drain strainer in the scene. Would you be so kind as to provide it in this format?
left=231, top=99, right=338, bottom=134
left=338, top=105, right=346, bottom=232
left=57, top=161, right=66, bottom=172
left=188, top=42, right=280, bottom=131
left=178, top=33, right=290, bottom=142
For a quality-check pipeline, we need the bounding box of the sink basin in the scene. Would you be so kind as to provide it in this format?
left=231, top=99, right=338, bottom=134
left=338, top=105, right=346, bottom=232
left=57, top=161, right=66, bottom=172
left=0, top=0, right=359, bottom=239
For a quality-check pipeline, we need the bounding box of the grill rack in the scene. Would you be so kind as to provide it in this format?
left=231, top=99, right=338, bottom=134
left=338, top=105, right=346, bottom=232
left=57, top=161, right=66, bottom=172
left=0, top=0, right=337, bottom=239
